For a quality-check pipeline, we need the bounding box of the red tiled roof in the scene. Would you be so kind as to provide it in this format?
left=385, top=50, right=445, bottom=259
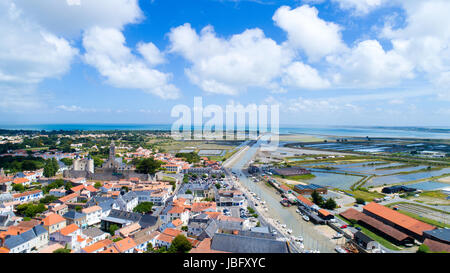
left=162, top=228, right=182, bottom=237
left=296, top=195, right=314, bottom=207
left=363, top=202, right=435, bottom=236
left=59, top=224, right=79, bottom=236
left=82, top=239, right=113, bottom=253
left=157, top=233, right=175, bottom=243
left=13, top=190, right=42, bottom=199
left=340, top=208, right=412, bottom=242
left=114, top=237, right=137, bottom=253
left=318, top=209, right=331, bottom=217
left=42, top=213, right=66, bottom=226
left=13, top=178, right=29, bottom=184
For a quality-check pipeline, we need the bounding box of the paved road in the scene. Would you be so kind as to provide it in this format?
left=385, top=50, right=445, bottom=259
left=224, top=136, right=337, bottom=253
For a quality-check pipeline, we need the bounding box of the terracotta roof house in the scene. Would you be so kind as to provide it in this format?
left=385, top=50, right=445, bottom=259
left=363, top=202, right=435, bottom=240
left=41, top=213, right=67, bottom=233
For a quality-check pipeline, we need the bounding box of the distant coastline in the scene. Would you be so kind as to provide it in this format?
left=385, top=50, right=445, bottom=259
left=0, top=124, right=449, bottom=139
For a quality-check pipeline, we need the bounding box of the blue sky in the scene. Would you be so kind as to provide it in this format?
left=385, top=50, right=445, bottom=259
left=0, top=0, right=449, bottom=126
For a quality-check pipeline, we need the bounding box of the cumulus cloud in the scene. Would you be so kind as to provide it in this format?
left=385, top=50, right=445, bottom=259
left=83, top=27, right=180, bottom=99
left=0, top=1, right=78, bottom=110
left=332, top=0, right=387, bottom=15
left=13, top=0, right=143, bottom=37
left=326, top=40, right=415, bottom=88
left=168, top=23, right=293, bottom=95
left=282, top=62, right=330, bottom=89
left=273, top=5, right=347, bottom=61
left=381, top=1, right=450, bottom=90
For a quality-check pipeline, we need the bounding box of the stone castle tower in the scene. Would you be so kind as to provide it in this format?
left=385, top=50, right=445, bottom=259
left=72, top=155, right=94, bottom=173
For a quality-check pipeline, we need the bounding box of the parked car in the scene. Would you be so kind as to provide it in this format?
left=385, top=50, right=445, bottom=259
left=340, top=225, right=348, bottom=229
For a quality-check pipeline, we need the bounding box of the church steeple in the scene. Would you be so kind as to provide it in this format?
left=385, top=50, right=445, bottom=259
left=109, top=141, right=116, bottom=160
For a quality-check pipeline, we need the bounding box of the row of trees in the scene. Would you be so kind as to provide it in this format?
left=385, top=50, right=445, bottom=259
left=135, top=158, right=163, bottom=175
left=43, top=158, right=59, bottom=177
left=0, top=156, right=46, bottom=173
left=175, top=152, right=200, bottom=164
left=311, top=190, right=337, bottom=210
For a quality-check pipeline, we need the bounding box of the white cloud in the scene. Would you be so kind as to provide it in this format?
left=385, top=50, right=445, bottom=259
left=14, top=0, right=143, bottom=37
left=332, top=0, right=387, bottom=15
left=282, top=62, right=330, bottom=89
left=326, top=40, right=414, bottom=88
left=0, top=2, right=78, bottom=86
left=168, top=23, right=293, bottom=95
left=57, top=105, right=97, bottom=112
left=286, top=96, right=360, bottom=113
left=0, top=85, right=44, bottom=112
left=381, top=0, right=450, bottom=91
left=137, top=42, right=166, bottom=66
left=273, top=5, right=347, bottom=61
left=0, top=1, right=78, bottom=111
left=83, top=27, right=180, bottom=99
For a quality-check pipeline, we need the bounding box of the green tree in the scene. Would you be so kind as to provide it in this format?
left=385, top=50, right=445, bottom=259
left=40, top=195, right=58, bottom=204
left=53, top=248, right=71, bottom=253
left=21, top=160, right=38, bottom=171
left=94, top=182, right=102, bottom=189
left=145, top=243, right=153, bottom=253
left=417, top=244, right=430, bottom=253
left=60, top=158, right=73, bottom=167
left=356, top=198, right=366, bottom=205
left=65, top=182, right=73, bottom=191
left=43, top=158, right=58, bottom=177
left=311, top=190, right=324, bottom=207
left=185, top=189, right=192, bottom=195
left=175, top=152, right=200, bottom=164
left=109, top=224, right=119, bottom=236
left=12, top=183, right=25, bottom=192
left=183, top=174, right=189, bottom=184
left=136, top=158, right=162, bottom=175
left=168, top=235, right=192, bottom=253
left=323, top=198, right=337, bottom=210
left=16, top=203, right=46, bottom=218
left=133, top=202, right=154, bottom=214
left=92, top=156, right=103, bottom=168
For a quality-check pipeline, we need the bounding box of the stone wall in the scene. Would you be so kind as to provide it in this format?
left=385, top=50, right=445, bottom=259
left=63, top=169, right=149, bottom=181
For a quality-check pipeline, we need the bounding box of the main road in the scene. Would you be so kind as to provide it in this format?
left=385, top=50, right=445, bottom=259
left=224, top=135, right=337, bottom=253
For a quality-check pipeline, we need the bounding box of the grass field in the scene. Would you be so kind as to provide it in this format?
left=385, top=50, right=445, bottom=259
left=161, top=176, right=176, bottom=182
left=344, top=190, right=385, bottom=202
left=395, top=209, right=450, bottom=229
left=274, top=174, right=316, bottom=181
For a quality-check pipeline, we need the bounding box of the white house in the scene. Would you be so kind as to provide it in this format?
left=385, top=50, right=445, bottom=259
left=116, top=192, right=138, bottom=212
left=3, top=225, right=48, bottom=253
left=49, top=223, right=86, bottom=251
left=12, top=190, right=43, bottom=204
left=82, top=206, right=102, bottom=226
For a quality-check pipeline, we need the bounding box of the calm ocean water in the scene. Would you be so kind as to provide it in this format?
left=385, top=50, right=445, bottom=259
left=0, top=124, right=449, bottom=139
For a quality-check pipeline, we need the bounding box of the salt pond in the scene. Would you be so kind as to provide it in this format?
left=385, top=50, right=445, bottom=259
left=368, top=168, right=450, bottom=186
left=407, top=181, right=450, bottom=191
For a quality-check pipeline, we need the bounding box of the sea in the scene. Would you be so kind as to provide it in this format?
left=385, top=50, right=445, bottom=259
left=0, top=124, right=449, bottom=139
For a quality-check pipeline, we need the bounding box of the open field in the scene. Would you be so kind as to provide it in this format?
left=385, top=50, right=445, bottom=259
left=152, top=140, right=242, bottom=154
left=343, top=190, right=385, bottom=202
left=385, top=202, right=449, bottom=227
